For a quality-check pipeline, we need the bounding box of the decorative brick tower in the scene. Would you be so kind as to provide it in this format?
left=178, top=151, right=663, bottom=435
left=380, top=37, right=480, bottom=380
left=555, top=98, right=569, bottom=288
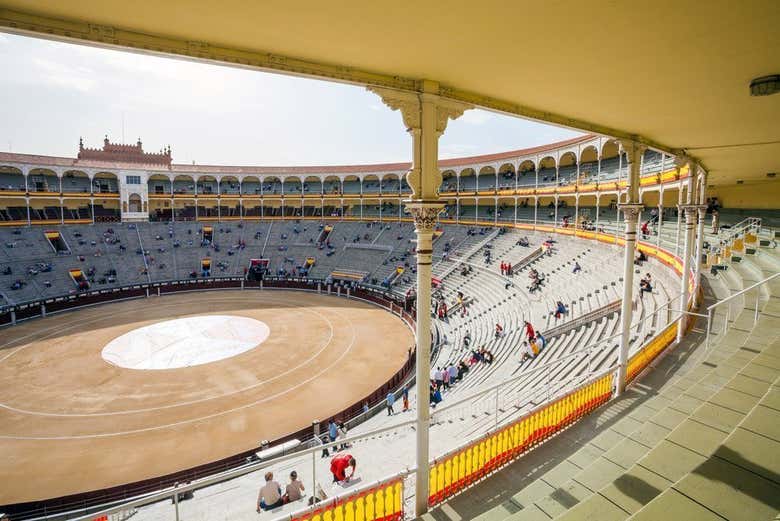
left=78, top=136, right=172, bottom=166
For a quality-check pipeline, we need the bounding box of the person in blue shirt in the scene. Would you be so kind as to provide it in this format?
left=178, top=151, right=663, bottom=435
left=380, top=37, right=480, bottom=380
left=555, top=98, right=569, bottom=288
left=386, top=392, right=395, bottom=415
left=328, top=420, right=338, bottom=443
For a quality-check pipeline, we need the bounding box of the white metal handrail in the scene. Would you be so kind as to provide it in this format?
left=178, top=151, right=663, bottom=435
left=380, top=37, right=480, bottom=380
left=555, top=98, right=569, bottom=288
left=705, top=271, right=779, bottom=349
left=707, top=271, right=778, bottom=312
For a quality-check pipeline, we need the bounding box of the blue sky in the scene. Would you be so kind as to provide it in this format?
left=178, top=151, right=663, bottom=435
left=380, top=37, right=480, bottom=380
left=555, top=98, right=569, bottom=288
left=0, top=32, right=582, bottom=166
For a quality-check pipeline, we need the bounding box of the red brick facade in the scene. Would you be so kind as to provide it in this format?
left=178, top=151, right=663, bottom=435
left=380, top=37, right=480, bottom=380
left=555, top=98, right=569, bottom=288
left=78, top=136, right=172, bottom=166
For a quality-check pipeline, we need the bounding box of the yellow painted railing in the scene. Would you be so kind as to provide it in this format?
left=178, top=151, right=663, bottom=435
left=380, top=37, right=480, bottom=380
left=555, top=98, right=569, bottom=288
left=626, top=322, right=678, bottom=384
left=291, top=478, right=403, bottom=521
left=428, top=373, right=613, bottom=506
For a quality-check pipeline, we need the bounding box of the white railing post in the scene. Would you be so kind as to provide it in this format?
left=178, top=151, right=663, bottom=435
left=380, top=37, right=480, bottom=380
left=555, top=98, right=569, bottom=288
left=311, top=449, right=317, bottom=504
left=173, top=482, right=180, bottom=521
left=755, top=288, right=760, bottom=326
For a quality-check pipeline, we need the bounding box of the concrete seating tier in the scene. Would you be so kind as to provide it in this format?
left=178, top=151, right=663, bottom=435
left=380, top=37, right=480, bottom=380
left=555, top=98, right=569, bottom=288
left=417, top=222, right=779, bottom=521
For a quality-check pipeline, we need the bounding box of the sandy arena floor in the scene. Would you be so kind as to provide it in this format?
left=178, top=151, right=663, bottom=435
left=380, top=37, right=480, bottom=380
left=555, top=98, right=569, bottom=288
left=0, top=290, right=413, bottom=504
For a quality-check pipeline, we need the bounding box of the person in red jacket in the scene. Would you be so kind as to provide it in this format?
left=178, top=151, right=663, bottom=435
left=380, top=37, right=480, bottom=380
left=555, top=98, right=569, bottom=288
left=330, top=453, right=356, bottom=483
left=641, top=220, right=650, bottom=239
left=524, top=320, right=535, bottom=341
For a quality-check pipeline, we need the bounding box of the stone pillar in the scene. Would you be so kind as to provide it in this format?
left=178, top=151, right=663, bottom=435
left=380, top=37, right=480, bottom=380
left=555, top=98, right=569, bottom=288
left=692, top=169, right=708, bottom=306
left=616, top=139, right=645, bottom=396
left=693, top=206, right=707, bottom=305
left=616, top=203, right=641, bottom=394
left=677, top=205, right=698, bottom=342
left=407, top=201, right=440, bottom=513
left=368, top=80, right=470, bottom=517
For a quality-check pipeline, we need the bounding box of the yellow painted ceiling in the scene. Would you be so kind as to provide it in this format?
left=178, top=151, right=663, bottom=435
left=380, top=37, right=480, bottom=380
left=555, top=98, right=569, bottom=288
left=1, top=0, right=779, bottom=188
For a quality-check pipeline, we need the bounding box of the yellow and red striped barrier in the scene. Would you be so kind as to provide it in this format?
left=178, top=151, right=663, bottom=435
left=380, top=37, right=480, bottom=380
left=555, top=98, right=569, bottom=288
left=291, top=478, right=403, bottom=521
left=428, top=373, right=613, bottom=506
left=626, top=322, right=678, bottom=384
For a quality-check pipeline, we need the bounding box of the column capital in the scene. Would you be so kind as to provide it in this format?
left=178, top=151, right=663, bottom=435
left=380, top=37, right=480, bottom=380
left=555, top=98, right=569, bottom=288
left=366, top=86, right=472, bottom=133
left=617, top=139, right=648, bottom=161
left=406, top=201, right=445, bottom=232
left=368, top=85, right=471, bottom=201
left=678, top=203, right=707, bottom=218
left=617, top=202, right=644, bottom=218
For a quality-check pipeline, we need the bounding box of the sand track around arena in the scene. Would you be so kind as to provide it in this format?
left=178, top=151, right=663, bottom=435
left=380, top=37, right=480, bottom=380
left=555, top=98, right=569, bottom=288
left=0, top=290, right=413, bottom=504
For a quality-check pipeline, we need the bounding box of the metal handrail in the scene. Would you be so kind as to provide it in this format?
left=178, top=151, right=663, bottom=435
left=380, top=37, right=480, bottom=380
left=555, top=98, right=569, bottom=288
left=718, top=217, right=762, bottom=237
left=705, top=271, right=779, bottom=349
left=707, top=272, right=779, bottom=312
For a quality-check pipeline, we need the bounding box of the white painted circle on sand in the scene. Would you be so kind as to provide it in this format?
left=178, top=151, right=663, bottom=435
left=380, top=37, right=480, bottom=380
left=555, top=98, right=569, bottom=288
left=101, top=315, right=270, bottom=370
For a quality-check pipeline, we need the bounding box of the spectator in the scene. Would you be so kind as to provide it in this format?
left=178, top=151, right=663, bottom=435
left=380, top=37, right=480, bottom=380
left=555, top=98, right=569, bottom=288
left=711, top=209, right=720, bottom=234
left=402, top=385, right=410, bottom=412
left=338, top=422, right=349, bottom=450
left=495, top=323, right=504, bottom=338
left=284, top=471, right=305, bottom=503
left=519, top=341, right=535, bottom=364
left=640, top=276, right=653, bottom=298
left=641, top=221, right=650, bottom=239
left=330, top=454, right=356, bottom=483
left=524, top=321, right=535, bottom=342
left=326, top=419, right=339, bottom=450
left=650, top=207, right=659, bottom=224
left=386, top=392, right=395, bottom=415
left=431, top=383, right=443, bottom=407
left=529, top=337, right=540, bottom=357
left=257, top=472, right=283, bottom=511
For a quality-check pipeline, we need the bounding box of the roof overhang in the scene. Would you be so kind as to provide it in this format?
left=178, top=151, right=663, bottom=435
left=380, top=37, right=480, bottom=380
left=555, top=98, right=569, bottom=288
left=1, top=1, right=779, bottom=187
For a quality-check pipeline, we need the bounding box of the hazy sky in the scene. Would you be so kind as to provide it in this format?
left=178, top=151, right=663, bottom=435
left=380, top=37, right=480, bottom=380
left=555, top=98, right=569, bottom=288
left=0, top=32, right=582, bottom=166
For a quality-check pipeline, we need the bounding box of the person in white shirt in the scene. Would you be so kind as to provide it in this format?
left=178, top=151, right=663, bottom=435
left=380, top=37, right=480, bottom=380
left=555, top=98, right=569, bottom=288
left=257, top=472, right=283, bottom=511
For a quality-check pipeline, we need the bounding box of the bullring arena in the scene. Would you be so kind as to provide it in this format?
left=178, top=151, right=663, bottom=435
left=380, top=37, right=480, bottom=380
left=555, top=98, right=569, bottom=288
left=0, top=290, right=412, bottom=503
left=1, top=4, right=779, bottom=519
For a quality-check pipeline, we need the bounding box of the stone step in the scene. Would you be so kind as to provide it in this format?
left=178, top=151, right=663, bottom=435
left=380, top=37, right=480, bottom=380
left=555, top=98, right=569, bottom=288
left=552, top=312, right=778, bottom=520
left=629, top=348, right=780, bottom=520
